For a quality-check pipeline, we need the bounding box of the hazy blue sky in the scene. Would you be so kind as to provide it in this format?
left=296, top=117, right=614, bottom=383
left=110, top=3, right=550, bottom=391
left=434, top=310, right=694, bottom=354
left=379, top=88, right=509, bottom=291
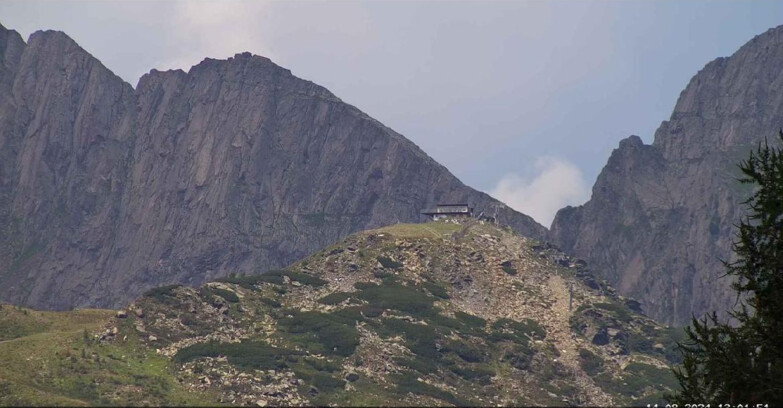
left=2, top=1, right=782, bottom=225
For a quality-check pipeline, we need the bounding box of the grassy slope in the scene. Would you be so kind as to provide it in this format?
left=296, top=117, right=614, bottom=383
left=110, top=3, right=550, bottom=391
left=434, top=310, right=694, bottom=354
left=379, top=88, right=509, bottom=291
left=0, top=304, right=218, bottom=406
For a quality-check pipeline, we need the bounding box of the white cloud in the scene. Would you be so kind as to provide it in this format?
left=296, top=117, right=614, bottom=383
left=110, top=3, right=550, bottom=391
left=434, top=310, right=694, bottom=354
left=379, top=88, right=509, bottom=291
left=490, top=157, right=589, bottom=227
left=157, top=1, right=274, bottom=73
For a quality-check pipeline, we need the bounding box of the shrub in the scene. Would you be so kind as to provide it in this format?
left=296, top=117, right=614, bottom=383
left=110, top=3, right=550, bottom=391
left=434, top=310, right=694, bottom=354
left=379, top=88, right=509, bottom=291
left=280, top=270, right=328, bottom=287
left=447, top=340, right=485, bottom=363
left=393, top=357, right=439, bottom=375
left=305, top=357, right=341, bottom=373
left=143, top=285, right=181, bottom=304
left=279, top=311, right=359, bottom=357
left=578, top=348, right=603, bottom=375
left=393, top=372, right=468, bottom=406
left=311, top=372, right=344, bottom=393
left=356, top=282, right=436, bottom=317
left=454, top=311, right=486, bottom=329
left=422, top=281, right=450, bottom=299
left=261, top=297, right=281, bottom=308
left=216, top=273, right=283, bottom=288
left=593, top=302, right=633, bottom=322
left=377, top=256, right=403, bottom=270
left=451, top=364, right=494, bottom=385
left=203, top=287, right=239, bottom=303
left=318, top=292, right=353, bottom=305
left=174, top=341, right=294, bottom=370
left=501, top=265, right=518, bottom=276
left=382, top=318, right=440, bottom=359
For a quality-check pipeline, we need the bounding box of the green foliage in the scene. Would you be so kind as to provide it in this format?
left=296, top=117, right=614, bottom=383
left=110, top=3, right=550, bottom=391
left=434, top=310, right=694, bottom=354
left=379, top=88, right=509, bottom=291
left=216, top=273, right=284, bottom=288
left=260, top=297, right=281, bottom=308
left=376, top=256, right=403, bottom=270
left=174, top=341, right=294, bottom=370
left=422, top=281, right=450, bottom=299
left=593, top=302, right=633, bottom=322
left=278, top=311, right=359, bottom=357
left=491, top=317, right=546, bottom=342
left=501, top=265, right=518, bottom=276
left=578, top=348, right=603, bottom=375
left=446, top=340, right=485, bottom=363
left=201, top=286, right=239, bottom=303
left=670, top=132, right=783, bottom=406
left=355, top=281, right=436, bottom=317
left=318, top=292, right=353, bottom=305
left=143, top=285, right=182, bottom=304
left=454, top=311, right=486, bottom=329
left=450, top=364, right=495, bottom=385
left=393, top=357, right=439, bottom=375
left=382, top=318, right=439, bottom=359
left=393, top=371, right=468, bottom=406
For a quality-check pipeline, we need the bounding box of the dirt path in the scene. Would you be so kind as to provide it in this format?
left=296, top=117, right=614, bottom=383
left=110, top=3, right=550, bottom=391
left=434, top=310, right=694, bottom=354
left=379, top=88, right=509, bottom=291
left=547, top=274, right=614, bottom=406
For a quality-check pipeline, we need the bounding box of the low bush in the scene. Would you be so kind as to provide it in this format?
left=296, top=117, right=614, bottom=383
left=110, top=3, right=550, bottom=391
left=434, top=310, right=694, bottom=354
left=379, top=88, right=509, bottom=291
left=278, top=311, right=359, bottom=357
left=393, top=372, right=468, bottom=406
left=143, top=285, right=181, bottom=304
left=356, top=282, right=436, bottom=317
left=593, top=302, right=633, bottom=322
left=454, top=311, right=486, bottom=329
left=382, top=318, right=440, bottom=359
left=377, top=256, right=403, bottom=270
left=451, top=364, right=494, bottom=385
left=422, top=282, right=450, bottom=299
left=174, top=341, right=294, bottom=371
left=447, top=340, right=485, bottom=363
left=202, top=287, right=239, bottom=303
left=318, top=292, right=353, bottom=305
left=393, top=357, right=439, bottom=375
left=578, top=348, right=603, bottom=375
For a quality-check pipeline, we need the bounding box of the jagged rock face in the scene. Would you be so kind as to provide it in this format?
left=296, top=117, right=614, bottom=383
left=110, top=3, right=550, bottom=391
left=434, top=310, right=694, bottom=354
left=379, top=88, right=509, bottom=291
left=0, top=24, right=545, bottom=310
left=550, top=25, right=783, bottom=325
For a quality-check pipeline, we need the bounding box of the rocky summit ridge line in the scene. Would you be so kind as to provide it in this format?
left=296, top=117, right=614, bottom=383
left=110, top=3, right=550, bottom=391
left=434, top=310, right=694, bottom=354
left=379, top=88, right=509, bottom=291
left=550, top=25, right=783, bottom=325
left=0, top=23, right=545, bottom=311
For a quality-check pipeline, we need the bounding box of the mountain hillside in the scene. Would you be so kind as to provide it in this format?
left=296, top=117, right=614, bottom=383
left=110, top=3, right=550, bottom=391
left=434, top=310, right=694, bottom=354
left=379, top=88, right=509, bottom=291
left=550, top=25, right=783, bottom=325
left=0, top=220, right=681, bottom=406
left=0, top=22, right=544, bottom=311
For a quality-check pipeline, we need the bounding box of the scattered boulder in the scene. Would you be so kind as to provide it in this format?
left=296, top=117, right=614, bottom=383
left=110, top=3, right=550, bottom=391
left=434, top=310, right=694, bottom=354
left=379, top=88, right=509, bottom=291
left=116, top=310, right=128, bottom=318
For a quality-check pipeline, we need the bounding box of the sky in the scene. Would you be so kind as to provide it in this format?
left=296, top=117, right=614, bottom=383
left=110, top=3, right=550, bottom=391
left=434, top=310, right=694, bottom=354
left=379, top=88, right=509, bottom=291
left=2, top=1, right=782, bottom=226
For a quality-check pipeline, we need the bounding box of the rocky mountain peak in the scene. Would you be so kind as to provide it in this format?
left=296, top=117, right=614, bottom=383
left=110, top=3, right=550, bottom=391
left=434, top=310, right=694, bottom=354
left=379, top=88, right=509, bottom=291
left=0, top=23, right=545, bottom=311
left=551, top=24, right=783, bottom=325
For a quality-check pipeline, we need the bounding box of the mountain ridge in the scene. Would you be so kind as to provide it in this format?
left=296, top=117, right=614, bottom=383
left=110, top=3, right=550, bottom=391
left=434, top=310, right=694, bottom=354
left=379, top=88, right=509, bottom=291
left=0, top=23, right=545, bottom=311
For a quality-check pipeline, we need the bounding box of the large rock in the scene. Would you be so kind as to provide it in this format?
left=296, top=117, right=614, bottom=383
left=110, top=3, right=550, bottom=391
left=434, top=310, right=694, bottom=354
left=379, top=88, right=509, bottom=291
left=550, top=25, right=783, bottom=325
left=0, top=25, right=545, bottom=310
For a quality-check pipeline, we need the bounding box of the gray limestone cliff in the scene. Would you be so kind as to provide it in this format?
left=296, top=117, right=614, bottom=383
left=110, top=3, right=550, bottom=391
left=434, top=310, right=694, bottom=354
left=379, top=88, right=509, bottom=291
left=550, top=25, right=783, bottom=325
left=0, top=24, right=545, bottom=310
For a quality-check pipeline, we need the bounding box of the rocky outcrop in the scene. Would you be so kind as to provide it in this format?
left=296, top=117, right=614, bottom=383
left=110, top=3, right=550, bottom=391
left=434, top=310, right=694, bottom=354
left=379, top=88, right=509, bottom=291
left=0, top=24, right=545, bottom=310
left=550, top=25, right=783, bottom=325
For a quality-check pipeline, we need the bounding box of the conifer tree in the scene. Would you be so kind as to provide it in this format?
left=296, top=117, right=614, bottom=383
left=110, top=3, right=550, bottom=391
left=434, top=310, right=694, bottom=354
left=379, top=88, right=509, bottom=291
left=670, top=131, right=783, bottom=405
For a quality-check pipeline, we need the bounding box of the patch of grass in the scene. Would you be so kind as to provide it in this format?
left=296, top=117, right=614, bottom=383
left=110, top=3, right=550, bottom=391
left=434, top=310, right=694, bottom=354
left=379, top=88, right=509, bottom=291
left=374, top=222, right=462, bottom=239
left=490, top=318, right=546, bottom=344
